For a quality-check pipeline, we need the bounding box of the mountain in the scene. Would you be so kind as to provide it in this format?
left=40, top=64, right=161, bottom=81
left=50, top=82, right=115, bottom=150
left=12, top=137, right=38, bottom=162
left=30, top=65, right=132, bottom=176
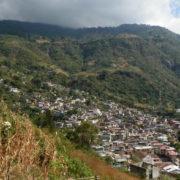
left=0, top=20, right=180, bottom=110
left=0, top=21, right=179, bottom=179
left=0, top=20, right=179, bottom=40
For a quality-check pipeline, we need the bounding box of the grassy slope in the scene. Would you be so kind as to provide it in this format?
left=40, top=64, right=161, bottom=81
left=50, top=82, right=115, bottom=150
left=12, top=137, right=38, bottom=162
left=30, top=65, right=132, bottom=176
left=0, top=101, right=59, bottom=179
left=0, top=101, right=94, bottom=179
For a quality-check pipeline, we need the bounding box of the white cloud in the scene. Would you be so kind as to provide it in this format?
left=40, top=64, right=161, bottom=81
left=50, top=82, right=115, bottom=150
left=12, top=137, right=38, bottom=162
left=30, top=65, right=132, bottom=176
left=0, top=0, right=180, bottom=33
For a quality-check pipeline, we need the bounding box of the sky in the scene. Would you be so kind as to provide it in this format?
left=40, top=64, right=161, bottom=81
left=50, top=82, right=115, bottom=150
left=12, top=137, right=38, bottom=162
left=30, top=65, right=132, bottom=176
left=0, top=0, right=180, bottom=33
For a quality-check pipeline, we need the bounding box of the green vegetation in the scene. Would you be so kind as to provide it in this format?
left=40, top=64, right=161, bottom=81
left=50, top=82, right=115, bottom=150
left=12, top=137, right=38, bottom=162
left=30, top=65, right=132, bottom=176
left=1, top=21, right=180, bottom=179
left=66, top=121, right=99, bottom=148
left=178, top=130, right=180, bottom=141
left=0, top=101, right=94, bottom=179
left=174, top=143, right=180, bottom=152
left=0, top=23, right=180, bottom=111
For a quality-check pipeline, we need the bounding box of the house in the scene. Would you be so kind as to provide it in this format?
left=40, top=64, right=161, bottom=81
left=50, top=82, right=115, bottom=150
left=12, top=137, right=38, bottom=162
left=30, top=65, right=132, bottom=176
left=162, top=164, right=180, bottom=173
left=130, top=162, right=160, bottom=179
left=166, top=150, right=178, bottom=164
left=91, top=119, right=99, bottom=124
left=54, top=122, right=64, bottom=128
left=10, top=87, right=20, bottom=93
left=100, top=132, right=114, bottom=142
left=157, top=134, right=168, bottom=142
left=143, top=155, right=162, bottom=166
left=134, top=145, right=153, bottom=153
left=113, top=157, right=128, bottom=168
left=92, top=145, right=104, bottom=154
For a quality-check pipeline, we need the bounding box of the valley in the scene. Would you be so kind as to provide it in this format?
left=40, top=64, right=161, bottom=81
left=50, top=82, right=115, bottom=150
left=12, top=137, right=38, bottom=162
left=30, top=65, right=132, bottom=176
left=0, top=21, right=180, bottom=179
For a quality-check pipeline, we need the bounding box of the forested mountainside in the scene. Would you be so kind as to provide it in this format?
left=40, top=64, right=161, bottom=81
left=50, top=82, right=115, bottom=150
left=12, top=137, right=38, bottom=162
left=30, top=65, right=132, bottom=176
left=0, top=21, right=180, bottom=110
left=0, top=20, right=180, bottom=40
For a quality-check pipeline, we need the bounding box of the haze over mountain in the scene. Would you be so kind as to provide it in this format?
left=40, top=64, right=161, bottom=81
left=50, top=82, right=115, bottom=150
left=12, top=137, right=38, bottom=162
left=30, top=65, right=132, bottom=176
left=0, top=0, right=180, bottom=33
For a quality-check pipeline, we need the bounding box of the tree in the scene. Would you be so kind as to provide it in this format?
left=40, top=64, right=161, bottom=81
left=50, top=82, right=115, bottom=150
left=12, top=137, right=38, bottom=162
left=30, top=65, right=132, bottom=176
left=178, top=130, right=180, bottom=142
left=104, top=156, right=113, bottom=165
left=67, top=121, right=98, bottom=148
left=35, top=110, right=55, bottom=131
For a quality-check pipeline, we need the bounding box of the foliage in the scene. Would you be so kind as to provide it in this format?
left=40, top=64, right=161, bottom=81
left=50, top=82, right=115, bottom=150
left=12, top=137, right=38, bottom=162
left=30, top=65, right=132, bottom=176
left=65, top=157, right=93, bottom=178
left=174, top=143, right=180, bottom=152
left=0, top=23, right=180, bottom=109
left=104, top=156, right=114, bottom=165
left=35, top=110, right=55, bottom=130
left=0, top=101, right=94, bottom=179
left=178, top=130, right=180, bottom=141
left=66, top=121, right=99, bottom=148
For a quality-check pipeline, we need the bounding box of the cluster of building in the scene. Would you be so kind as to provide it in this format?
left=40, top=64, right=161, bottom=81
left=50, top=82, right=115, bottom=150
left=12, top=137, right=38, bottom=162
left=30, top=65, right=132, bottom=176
left=0, top=79, right=20, bottom=94
left=31, top=93, right=180, bottom=178
left=26, top=91, right=180, bottom=179
left=2, top=79, right=180, bottom=179
left=91, top=102, right=180, bottom=179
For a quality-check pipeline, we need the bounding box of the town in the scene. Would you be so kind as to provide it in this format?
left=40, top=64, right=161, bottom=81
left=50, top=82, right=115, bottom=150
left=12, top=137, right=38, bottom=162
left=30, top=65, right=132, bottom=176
left=31, top=92, right=180, bottom=179
left=2, top=80, right=180, bottom=179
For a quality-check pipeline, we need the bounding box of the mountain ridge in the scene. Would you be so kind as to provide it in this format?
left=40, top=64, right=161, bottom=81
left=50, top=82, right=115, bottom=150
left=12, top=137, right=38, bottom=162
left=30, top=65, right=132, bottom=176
left=0, top=20, right=179, bottom=39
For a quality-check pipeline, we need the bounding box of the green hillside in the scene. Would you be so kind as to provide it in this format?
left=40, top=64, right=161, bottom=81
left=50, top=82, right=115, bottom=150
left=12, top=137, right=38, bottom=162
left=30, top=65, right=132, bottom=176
left=0, top=25, right=179, bottom=110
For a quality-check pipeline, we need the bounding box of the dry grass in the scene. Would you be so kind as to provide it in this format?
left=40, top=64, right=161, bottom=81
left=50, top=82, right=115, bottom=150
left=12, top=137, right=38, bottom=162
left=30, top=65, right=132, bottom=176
left=71, top=150, right=140, bottom=180
left=0, top=102, right=66, bottom=179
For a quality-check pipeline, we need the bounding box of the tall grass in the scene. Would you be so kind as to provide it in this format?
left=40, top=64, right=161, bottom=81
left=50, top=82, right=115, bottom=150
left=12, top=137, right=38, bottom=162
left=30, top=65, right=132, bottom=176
left=0, top=102, right=66, bottom=179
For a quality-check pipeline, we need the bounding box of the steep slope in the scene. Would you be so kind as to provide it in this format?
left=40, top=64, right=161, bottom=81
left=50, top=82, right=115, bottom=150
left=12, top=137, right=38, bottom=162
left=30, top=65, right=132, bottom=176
left=1, top=20, right=180, bottom=78
left=0, top=101, right=93, bottom=179
left=71, top=35, right=180, bottom=107
left=39, top=34, right=180, bottom=107
left=0, top=101, right=91, bottom=178
left=0, top=21, right=180, bottom=109
left=0, top=19, right=179, bottom=179
left=0, top=36, right=68, bottom=106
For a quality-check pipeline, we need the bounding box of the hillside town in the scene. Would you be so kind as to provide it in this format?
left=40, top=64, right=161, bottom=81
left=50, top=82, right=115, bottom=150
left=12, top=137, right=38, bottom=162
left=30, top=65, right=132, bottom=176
left=92, top=102, right=180, bottom=179
left=2, top=79, right=180, bottom=179
left=30, top=92, right=180, bottom=179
